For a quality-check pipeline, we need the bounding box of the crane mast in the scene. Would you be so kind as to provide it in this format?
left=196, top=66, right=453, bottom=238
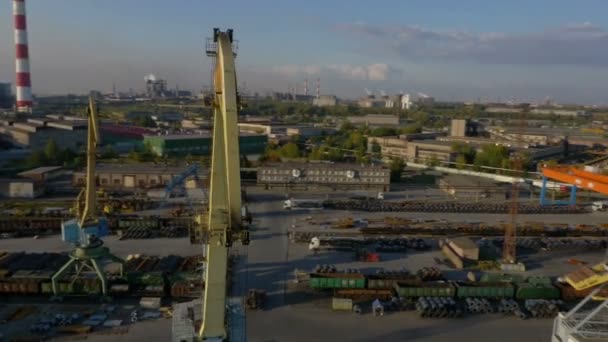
left=199, top=28, right=249, bottom=341
left=52, top=96, right=122, bottom=299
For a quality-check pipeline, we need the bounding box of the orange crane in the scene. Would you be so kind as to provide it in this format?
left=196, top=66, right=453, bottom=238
left=541, top=165, right=608, bottom=206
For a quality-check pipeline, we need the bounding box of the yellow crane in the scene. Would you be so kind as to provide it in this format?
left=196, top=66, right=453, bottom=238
left=198, top=28, right=250, bottom=340
left=52, top=96, right=122, bottom=299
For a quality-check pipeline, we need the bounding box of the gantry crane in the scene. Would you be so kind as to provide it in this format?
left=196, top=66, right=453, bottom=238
left=198, top=28, right=250, bottom=340
left=52, top=96, right=122, bottom=298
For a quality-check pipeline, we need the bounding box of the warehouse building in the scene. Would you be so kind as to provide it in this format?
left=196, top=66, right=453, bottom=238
left=73, top=163, right=208, bottom=190
left=0, top=118, right=87, bottom=150
left=17, top=166, right=65, bottom=182
left=437, top=175, right=508, bottom=200
left=143, top=133, right=267, bottom=157
left=0, top=178, right=43, bottom=199
left=257, top=162, right=390, bottom=191
left=347, top=114, right=401, bottom=127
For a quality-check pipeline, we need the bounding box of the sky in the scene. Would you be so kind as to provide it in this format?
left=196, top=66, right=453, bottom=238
left=1, top=0, right=608, bottom=103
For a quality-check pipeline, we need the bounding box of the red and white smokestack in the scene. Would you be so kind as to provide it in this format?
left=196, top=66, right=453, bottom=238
left=13, top=0, right=33, bottom=112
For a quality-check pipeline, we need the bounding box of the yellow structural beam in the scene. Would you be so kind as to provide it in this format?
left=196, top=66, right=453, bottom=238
left=79, top=96, right=100, bottom=227
left=199, top=30, right=243, bottom=340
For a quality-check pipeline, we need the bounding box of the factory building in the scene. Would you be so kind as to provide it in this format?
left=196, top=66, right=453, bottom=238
left=312, top=95, right=337, bottom=107
left=0, top=82, right=12, bottom=108
left=437, top=175, right=508, bottom=200
left=368, top=136, right=408, bottom=158
left=286, top=126, right=335, bottom=138
left=407, top=140, right=456, bottom=164
left=73, top=163, right=208, bottom=190
left=143, top=133, right=267, bottom=157
left=368, top=133, right=450, bottom=162
left=0, top=118, right=87, bottom=150
left=257, top=162, right=390, bottom=191
left=450, top=119, right=480, bottom=137
left=347, top=114, right=401, bottom=127
left=145, top=74, right=168, bottom=99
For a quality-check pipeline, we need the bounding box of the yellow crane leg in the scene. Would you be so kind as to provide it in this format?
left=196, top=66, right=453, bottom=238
left=199, top=29, right=243, bottom=340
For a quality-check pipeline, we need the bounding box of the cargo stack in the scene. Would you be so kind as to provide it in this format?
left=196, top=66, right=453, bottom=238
left=440, top=237, right=479, bottom=269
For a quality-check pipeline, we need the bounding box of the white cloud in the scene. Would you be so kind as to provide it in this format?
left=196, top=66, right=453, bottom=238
left=271, top=63, right=399, bottom=81
left=335, top=22, right=608, bottom=66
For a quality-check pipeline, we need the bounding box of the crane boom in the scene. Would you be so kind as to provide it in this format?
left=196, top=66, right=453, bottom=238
left=199, top=28, right=248, bottom=340
left=79, top=97, right=100, bottom=226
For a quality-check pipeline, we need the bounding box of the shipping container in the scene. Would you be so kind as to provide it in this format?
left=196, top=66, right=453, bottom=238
left=455, top=281, right=514, bottom=298
left=393, top=281, right=455, bottom=298
left=332, top=297, right=354, bottom=311
left=309, top=274, right=366, bottom=289
left=515, top=283, right=560, bottom=300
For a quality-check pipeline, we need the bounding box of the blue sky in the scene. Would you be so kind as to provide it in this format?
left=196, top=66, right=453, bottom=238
left=1, top=0, right=608, bottom=103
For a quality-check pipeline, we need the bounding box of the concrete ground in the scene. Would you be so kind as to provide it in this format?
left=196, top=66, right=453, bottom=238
left=235, top=189, right=607, bottom=342
left=1, top=186, right=607, bottom=341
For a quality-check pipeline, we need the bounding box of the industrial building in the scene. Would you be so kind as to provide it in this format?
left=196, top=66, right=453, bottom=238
left=312, top=95, right=337, bottom=107
left=0, top=82, right=12, bottom=108
left=368, top=133, right=450, bottom=162
left=407, top=140, right=456, bottom=164
left=145, top=74, right=169, bottom=99
left=0, top=178, right=42, bottom=199
left=143, top=133, right=267, bottom=157
left=257, top=162, right=390, bottom=191
left=437, top=175, right=508, bottom=200
left=0, top=118, right=87, bottom=150
left=73, top=163, right=208, bottom=190
left=286, top=126, right=334, bottom=138
left=450, top=119, right=480, bottom=137
left=347, top=114, right=401, bottom=127
left=17, top=166, right=65, bottom=182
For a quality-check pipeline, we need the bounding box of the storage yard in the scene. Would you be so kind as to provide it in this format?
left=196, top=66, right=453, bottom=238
left=1, top=186, right=608, bottom=341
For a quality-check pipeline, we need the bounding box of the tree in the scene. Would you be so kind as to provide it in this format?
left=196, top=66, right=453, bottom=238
left=44, top=138, right=59, bottom=162
left=455, top=154, right=467, bottom=170
left=371, top=141, right=381, bottom=154
left=474, top=145, right=509, bottom=170
left=451, top=143, right=476, bottom=164
left=389, top=158, right=406, bottom=182
left=26, top=150, right=47, bottom=168
left=400, top=124, right=422, bottom=135
left=134, top=116, right=157, bottom=128
left=427, top=155, right=440, bottom=167
left=101, top=146, right=119, bottom=159
left=280, top=142, right=300, bottom=159
left=370, top=127, right=398, bottom=137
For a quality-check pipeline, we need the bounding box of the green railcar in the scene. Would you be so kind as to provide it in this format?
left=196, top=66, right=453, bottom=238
left=309, top=274, right=366, bottom=289
left=393, top=281, right=455, bottom=298
left=515, top=283, right=561, bottom=300
left=455, top=281, right=515, bottom=298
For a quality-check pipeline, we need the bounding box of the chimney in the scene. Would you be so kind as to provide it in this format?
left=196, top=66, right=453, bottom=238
left=13, top=0, right=33, bottom=112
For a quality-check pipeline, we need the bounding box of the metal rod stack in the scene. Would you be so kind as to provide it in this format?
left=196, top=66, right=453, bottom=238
left=416, top=297, right=463, bottom=318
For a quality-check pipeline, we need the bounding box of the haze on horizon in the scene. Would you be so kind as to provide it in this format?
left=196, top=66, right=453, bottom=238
left=1, top=0, right=608, bottom=104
